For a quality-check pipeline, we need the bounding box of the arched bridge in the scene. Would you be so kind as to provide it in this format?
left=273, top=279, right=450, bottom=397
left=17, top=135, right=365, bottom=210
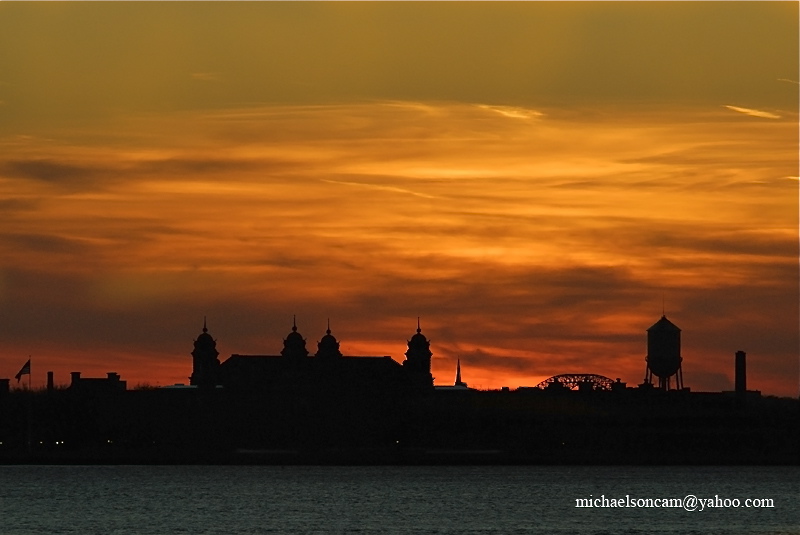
left=535, top=373, right=616, bottom=391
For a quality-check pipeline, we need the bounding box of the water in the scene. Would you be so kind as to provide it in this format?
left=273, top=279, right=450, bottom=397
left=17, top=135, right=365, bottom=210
left=0, top=465, right=796, bottom=534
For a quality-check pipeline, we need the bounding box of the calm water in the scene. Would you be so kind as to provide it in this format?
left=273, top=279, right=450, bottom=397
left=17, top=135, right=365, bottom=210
left=0, top=465, right=797, bottom=534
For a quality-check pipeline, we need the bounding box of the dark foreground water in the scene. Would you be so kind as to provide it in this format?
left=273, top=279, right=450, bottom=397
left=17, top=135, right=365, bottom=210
left=0, top=465, right=797, bottom=534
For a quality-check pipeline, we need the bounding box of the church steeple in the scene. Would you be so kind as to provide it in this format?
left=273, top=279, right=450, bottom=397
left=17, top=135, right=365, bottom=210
left=454, top=359, right=467, bottom=388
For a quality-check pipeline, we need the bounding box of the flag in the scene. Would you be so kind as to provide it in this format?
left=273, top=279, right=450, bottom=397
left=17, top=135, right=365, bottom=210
left=15, top=359, right=30, bottom=382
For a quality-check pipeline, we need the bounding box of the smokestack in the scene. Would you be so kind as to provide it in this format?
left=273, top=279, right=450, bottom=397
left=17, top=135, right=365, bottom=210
left=47, top=371, right=54, bottom=393
left=735, top=351, right=746, bottom=394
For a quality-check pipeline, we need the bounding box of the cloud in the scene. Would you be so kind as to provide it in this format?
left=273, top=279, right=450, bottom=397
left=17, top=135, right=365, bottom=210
left=724, top=105, right=781, bottom=119
left=477, top=104, right=544, bottom=119
left=133, top=156, right=290, bottom=177
left=321, top=178, right=438, bottom=199
left=0, top=101, right=796, bottom=396
left=3, top=233, right=91, bottom=255
left=2, top=159, right=101, bottom=184
left=0, top=198, right=38, bottom=213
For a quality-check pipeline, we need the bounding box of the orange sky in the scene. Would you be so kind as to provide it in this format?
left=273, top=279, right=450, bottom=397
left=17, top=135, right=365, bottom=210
left=0, top=3, right=797, bottom=396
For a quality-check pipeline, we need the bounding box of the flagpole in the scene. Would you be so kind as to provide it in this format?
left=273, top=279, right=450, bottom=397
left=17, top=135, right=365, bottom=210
left=26, top=357, right=32, bottom=456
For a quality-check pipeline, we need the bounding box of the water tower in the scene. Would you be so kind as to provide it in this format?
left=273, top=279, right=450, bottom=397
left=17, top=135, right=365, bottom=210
left=644, top=315, right=683, bottom=390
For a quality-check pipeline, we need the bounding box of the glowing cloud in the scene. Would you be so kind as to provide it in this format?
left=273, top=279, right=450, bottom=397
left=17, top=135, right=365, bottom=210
left=477, top=105, right=545, bottom=120
left=321, top=179, right=438, bottom=199
left=0, top=101, right=796, bottom=396
left=724, top=105, right=781, bottom=119
left=0, top=2, right=796, bottom=396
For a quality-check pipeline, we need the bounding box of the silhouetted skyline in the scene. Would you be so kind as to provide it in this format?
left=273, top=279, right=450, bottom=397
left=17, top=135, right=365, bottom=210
left=0, top=3, right=797, bottom=396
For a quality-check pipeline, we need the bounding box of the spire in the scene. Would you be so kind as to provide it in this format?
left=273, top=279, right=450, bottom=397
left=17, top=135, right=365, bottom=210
left=454, top=358, right=468, bottom=388
left=405, top=318, right=432, bottom=367
left=282, top=316, right=308, bottom=358
left=316, top=319, right=341, bottom=359
left=191, top=317, right=219, bottom=387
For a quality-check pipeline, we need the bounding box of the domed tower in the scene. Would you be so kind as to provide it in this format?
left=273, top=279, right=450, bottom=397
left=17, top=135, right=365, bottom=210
left=281, top=316, right=309, bottom=360
left=190, top=318, right=220, bottom=388
left=644, top=315, right=683, bottom=390
left=403, top=318, right=433, bottom=389
left=315, top=319, right=342, bottom=361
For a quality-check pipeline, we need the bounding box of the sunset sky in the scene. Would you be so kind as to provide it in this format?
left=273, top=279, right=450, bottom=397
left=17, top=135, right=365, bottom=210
left=0, top=2, right=797, bottom=396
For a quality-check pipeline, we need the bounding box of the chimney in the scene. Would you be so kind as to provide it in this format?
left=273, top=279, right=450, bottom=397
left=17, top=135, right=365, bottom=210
left=70, top=371, right=81, bottom=387
left=735, top=351, right=746, bottom=394
left=47, top=371, right=54, bottom=393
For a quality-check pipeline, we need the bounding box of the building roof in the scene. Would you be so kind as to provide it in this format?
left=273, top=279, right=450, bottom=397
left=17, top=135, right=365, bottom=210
left=647, top=315, right=681, bottom=332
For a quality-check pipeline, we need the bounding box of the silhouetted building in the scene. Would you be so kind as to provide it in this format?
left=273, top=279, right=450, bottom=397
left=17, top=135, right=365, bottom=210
left=2, top=311, right=798, bottom=466
left=611, top=378, right=627, bottom=392
left=216, top=319, right=422, bottom=395
left=69, top=371, right=127, bottom=393
left=189, top=319, right=221, bottom=388
left=644, top=315, right=684, bottom=390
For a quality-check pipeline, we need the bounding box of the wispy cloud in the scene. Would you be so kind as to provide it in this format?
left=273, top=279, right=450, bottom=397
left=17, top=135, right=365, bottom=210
left=724, top=105, right=781, bottom=119
left=321, top=179, right=438, bottom=199
left=477, top=104, right=544, bottom=119
left=0, top=101, right=796, bottom=395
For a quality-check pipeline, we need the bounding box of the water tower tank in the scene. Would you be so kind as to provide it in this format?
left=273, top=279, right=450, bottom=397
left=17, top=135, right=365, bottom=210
left=645, top=315, right=683, bottom=389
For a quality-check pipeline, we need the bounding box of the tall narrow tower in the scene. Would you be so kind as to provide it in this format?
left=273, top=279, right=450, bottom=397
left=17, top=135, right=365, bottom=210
left=454, top=359, right=468, bottom=388
left=644, top=315, right=683, bottom=390
left=190, top=318, right=220, bottom=388
left=403, top=318, right=433, bottom=389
